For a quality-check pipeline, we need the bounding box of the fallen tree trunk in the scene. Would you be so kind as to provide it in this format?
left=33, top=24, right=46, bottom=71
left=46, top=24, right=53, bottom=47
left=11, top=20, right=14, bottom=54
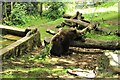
left=61, top=22, right=76, bottom=27
left=65, top=19, right=90, bottom=27
left=69, top=47, right=104, bottom=54
left=70, top=38, right=120, bottom=50
left=46, top=29, right=56, bottom=35
left=64, top=19, right=119, bottom=36
left=49, top=28, right=120, bottom=56
left=63, top=14, right=72, bottom=19
left=63, top=11, right=84, bottom=20
left=65, top=19, right=99, bottom=30
left=115, top=30, right=120, bottom=36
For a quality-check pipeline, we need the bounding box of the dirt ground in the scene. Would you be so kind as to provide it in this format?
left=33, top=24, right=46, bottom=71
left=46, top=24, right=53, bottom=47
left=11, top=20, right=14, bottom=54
left=2, top=19, right=120, bottom=78
left=2, top=46, right=119, bottom=78
left=1, top=47, right=98, bottom=77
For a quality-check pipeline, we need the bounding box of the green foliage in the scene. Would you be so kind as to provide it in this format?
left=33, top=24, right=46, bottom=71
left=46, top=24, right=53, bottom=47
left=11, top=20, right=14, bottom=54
left=39, top=44, right=52, bottom=59
left=38, top=28, right=52, bottom=41
left=83, top=11, right=119, bottom=40
left=4, top=2, right=40, bottom=26
left=34, top=44, right=52, bottom=60
left=25, top=2, right=39, bottom=15
left=4, top=3, right=26, bottom=25
left=83, top=11, right=118, bottom=22
left=85, top=31, right=120, bottom=40
left=65, top=2, right=75, bottom=13
left=43, top=2, right=66, bottom=20
left=16, top=15, right=51, bottom=28
left=96, top=2, right=116, bottom=8
left=100, top=22, right=118, bottom=30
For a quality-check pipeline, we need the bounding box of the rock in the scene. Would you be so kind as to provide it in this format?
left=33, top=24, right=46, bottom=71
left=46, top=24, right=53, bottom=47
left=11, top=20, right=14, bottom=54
left=105, top=51, right=120, bottom=73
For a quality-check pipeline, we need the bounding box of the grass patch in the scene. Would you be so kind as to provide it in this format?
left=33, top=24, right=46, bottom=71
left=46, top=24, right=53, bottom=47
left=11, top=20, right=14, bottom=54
left=83, top=11, right=119, bottom=40
left=16, top=15, right=64, bottom=28
left=44, top=18, right=64, bottom=27
left=2, top=55, right=69, bottom=78
left=15, top=11, right=119, bottom=41
left=16, top=15, right=64, bottom=41
left=83, top=11, right=118, bottom=22
left=96, top=2, right=116, bottom=8
left=16, top=15, right=51, bottom=28
left=100, top=22, right=118, bottom=30
left=85, top=31, right=120, bottom=40
left=38, top=28, right=52, bottom=41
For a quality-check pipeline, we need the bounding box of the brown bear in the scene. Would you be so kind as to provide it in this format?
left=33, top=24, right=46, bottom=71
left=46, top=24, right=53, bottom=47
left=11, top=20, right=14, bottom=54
left=50, top=28, right=78, bottom=56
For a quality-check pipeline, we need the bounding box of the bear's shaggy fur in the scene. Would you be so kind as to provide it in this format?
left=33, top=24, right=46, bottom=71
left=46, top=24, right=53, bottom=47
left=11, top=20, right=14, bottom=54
left=50, top=29, right=77, bottom=56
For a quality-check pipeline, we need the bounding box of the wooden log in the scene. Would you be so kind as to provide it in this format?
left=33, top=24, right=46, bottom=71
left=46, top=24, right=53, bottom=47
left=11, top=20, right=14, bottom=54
left=76, top=27, right=89, bottom=34
left=65, top=19, right=90, bottom=27
left=50, top=28, right=120, bottom=56
left=46, top=29, right=56, bottom=35
left=62, top=22, right=76, bottom=27
left=115, top=30, right=120, bottom=36
left=62, top=12, right=91, bottom=28
left=63, top=11, right=84, bottom=20
left=63, top=14, right=72, bottom=19
left=61, top=20, right=90, bottom=29
left=69, top=47, right=104, bottom=54
left=81, top=19, right=90, bottom=23
left=65, top=19, right=100, bottom=29
left=70, top=39, right=120, bottom=50
left=71, top=11, right=84, bottom=20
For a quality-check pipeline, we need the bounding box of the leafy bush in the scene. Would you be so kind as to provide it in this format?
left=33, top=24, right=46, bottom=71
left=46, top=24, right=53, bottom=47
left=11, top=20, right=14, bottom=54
left=96, top=2, right=116, bottom=8
left=25, top=2, right=39, bottom=15
left=4, top=3, right=27, bottom=25
left=34, top=44, right=52, bottom=60
left=10, top=3, right=26, bottom=25
left=43, top=2, right=66, bottom=20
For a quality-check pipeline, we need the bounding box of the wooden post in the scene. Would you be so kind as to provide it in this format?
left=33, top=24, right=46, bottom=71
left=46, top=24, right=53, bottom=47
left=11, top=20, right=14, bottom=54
left=0, top=1, right=2, bottom=24
left=4, top=2, right=8, bottom=21
left=39, top=2, right=43, bottom=16
left=10, top=2, right=13, bottom=21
